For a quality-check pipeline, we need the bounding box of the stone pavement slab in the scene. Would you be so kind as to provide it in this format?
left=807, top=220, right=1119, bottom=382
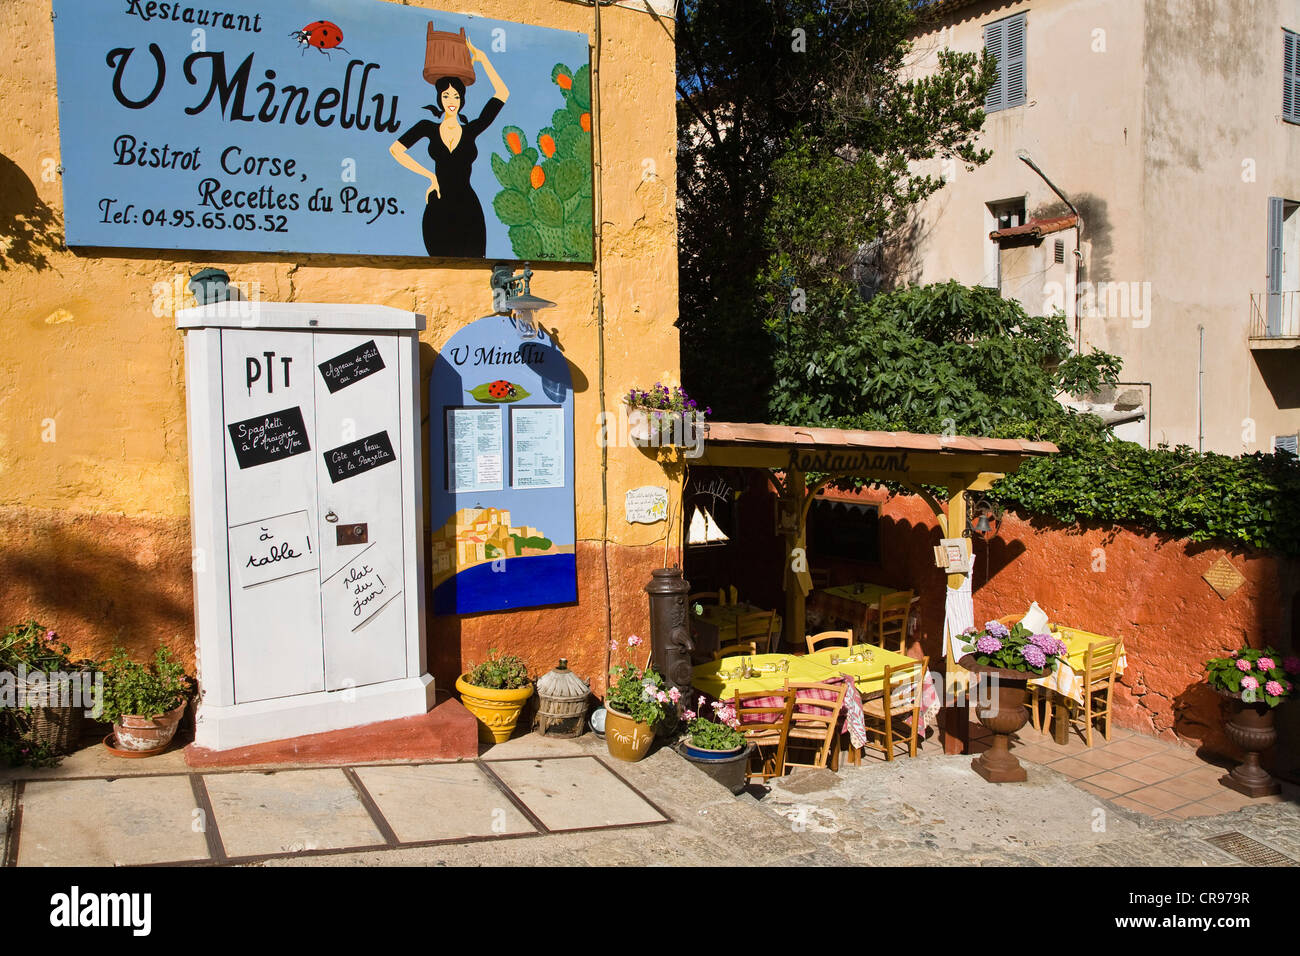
left=202, top=769, right=385, bottom=858
left=353, top=763, right=535, bottom=842
left=485, top=755, right=668, bottom=831
left=16, top=776, right=210, bottom=867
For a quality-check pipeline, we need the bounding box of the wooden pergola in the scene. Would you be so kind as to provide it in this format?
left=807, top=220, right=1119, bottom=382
left=692, top=421, right=1059, bottom=751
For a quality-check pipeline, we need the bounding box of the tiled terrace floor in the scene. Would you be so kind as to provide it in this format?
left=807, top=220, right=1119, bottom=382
left=976, top=722, right=1292, bottom=819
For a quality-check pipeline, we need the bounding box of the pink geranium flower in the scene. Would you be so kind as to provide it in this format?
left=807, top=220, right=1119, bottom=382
left=667, top=687, right=681, bottom=703
left=1257, top=657, right=1275, bottom=672
left=1235, top=658, right=1252, bottom=672
left=627, top=634, right=643, bottom=647
left=682, top=709, right=696, bottom=720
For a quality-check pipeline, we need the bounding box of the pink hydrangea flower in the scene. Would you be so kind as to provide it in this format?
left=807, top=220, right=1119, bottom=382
left=1257, top=657, right=1275, bottom=672
left=1265, top=681, right=1284, bottom=697
left=1240, top=676, right=1259, bottom=691
left=1235, top=658, right=1252, bottom=672
left=627, top=634, right=644, bottom=647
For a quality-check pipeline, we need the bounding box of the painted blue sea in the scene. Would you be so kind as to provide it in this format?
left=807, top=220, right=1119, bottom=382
left=433, top=553, right=578, bottom=615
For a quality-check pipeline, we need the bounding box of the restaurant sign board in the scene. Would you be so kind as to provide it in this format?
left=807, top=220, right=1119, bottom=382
left=51, top=0, right=593, bottom=261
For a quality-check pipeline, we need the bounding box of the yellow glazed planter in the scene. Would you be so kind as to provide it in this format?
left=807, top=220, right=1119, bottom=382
left=603, top=703, right=655, bottom=762
left=455, top=675, right=534, bottom=744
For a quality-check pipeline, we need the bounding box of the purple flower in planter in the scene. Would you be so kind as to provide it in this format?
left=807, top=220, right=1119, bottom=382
left=984, top=620, right=1010, bottom=639
left=1235, top=658, right=1253, bottom=672
left=975, top=635, right=1002, bottom=654
left=1022, top=644, right=1048, bottom=669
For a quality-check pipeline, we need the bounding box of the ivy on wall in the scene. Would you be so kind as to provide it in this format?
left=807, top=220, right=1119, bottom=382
left=988, top=443, right=1300, bottom=558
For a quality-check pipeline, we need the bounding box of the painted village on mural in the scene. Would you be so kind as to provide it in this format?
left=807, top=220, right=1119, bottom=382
left=1, top=0, right=1299, bottom=905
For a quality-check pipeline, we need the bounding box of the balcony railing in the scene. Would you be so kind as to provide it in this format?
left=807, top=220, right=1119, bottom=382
left=1249, top=292, right=1300, bottom=344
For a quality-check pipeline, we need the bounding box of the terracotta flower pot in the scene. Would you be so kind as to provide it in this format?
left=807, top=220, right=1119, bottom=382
left=111, top=700, right=187, bottom=755
left=456, top=675, right=534, bottom=744
left=1219, top=691, right=1281, bottom=797
left=604, top=703, right=655, bottom=762
left=960, top=656, right=1032, bottom=783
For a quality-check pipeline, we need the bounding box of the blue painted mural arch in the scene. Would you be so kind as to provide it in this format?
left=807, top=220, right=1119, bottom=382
left=429, top=315, right=576, bottom=615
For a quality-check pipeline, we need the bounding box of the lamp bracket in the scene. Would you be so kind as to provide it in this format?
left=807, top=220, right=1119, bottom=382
left=490, top=262, right=534, bottom=312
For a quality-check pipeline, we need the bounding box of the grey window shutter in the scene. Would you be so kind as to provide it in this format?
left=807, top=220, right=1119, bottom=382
left=1274, top=434, right=1298, bottom=455
left=984, top=20, right=1006, bottom=112
left=1004, top=15, right=1027, bottom=107
left=1285, top=31, right=1300, bottom=124
left=1268, top=196, right=1284, bottom=335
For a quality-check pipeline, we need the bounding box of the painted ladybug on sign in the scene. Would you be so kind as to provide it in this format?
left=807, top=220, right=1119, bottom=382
left=487, top=381, right=517, bottom=400
left=289, top=21, right=350, bottom=57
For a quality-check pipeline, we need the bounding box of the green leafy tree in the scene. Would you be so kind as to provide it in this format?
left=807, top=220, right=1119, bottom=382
left=767, top=282, right=1121, bottom=437
left=677, top=0, right=995, bottom=419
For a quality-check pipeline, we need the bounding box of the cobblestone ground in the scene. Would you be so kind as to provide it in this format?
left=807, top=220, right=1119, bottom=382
left=754, top=756, right=1300, bottom=866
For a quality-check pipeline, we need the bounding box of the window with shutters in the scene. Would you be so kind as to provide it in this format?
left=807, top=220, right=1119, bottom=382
left=984, top=13, right=1027, bottom=113
left=1273, top=434, right=1298, bottom=456
left=1285, top=29, right=1300, bottom=125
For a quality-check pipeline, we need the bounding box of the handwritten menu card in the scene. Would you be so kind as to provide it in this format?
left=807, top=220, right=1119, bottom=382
left=323, top=431, right=396, bottom=484
left=227, top=407, right=311, bottom=469
left=318, top=340, right=386, bottom=394
left=326, top=547, right=401, bottom=630
left=229, top=511, right=318, bottom=587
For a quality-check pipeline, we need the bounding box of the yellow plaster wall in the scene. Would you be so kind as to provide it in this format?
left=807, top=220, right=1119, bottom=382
left=0, top=0, right=680, bottom=675
left=0, top=0, right=679, bottom=541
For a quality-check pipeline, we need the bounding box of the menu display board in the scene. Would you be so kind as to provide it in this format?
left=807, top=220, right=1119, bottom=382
left=446, top=407, right=504, bottom=493
left=510, top=406, right=563, bottom=489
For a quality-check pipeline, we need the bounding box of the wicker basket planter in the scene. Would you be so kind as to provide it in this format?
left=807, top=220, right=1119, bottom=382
left=20, top=675, right=87, bottom=756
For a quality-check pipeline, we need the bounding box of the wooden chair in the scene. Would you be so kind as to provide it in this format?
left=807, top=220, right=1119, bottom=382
left=688, top=591, right=720, bottom=607
left=735, top=610, right=778, bottom=654
left=712, top=639, right=758, bottom=661
left=809, top=567, right=832, bottom=590
left=875, top=590, right=914, bottom=652
left=805, top=629, right=852, bottom=655
left=1038, top=638, right=1121, bottom=747
left=859, top=656, right=929, bottom=761
left=783, top=680, right=848, bottom=771
left=734, top=689, right=793, bottom=783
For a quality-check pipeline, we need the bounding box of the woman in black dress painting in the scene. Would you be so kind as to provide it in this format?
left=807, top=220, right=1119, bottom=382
left=389, top=37, right=509, bottom=258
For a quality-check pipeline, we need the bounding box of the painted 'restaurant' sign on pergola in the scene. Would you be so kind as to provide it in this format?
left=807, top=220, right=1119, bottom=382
left=693, top=421, right=1058, bottom=751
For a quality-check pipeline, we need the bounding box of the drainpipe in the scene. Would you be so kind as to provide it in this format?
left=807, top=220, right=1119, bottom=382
left=1197, top=325, right=1205, bottom=453
left=1016, top=151, right=1084, bottom=352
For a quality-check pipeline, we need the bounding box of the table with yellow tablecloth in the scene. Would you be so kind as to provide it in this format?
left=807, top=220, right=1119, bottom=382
left=691, top=603, right=783, bottom=655
left=811, top=584, right=917, bottom=640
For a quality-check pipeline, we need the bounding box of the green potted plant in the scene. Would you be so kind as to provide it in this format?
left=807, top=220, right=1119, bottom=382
left=100, top=647, right=193, bottom=756
left=677, top=695, right=753, bottom=793
left=604, top=634, right=673, bottom=762
left=0, top=620, right=96, bottom=765
left=958, top=621, right=1069, bottom=783
left=455, top=649, right=534, bottom=744
left=1205, top=647, right=1296, bottom=797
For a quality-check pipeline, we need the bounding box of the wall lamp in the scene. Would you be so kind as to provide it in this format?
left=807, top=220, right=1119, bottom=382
left=490, top=262, right=555, bottom=340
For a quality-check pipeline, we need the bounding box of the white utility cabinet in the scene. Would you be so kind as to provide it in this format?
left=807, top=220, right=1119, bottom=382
left=178, top=302, right=433, bottom=751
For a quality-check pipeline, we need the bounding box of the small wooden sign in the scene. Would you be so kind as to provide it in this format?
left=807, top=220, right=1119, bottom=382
left=1203, top=556, right=1246, bottom=600
left=625, top=486, right=669, bottom=524
left=934, top=538, right=970, bottom=573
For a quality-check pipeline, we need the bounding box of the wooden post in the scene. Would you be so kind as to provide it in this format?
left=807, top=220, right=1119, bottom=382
left=941, top=482, right=972, bottom=755
left=782, top=466, right=806, bottom=655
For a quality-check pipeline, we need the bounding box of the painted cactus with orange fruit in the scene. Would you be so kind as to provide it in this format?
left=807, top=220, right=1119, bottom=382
left=491, top=62, right=593, bottom=261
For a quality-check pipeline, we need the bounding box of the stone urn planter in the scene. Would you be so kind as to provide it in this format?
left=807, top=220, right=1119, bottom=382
left=678, top=741, right=753, bottom=794
left=960, top=656, right=1032, bottom=783
left=109, top=701, right=187, bottom=756
left=455, top=675, right=534, bottom=744
left=604, top=703, right=655, bottom=762
left=1219, top=692, right=1281, bottom=797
